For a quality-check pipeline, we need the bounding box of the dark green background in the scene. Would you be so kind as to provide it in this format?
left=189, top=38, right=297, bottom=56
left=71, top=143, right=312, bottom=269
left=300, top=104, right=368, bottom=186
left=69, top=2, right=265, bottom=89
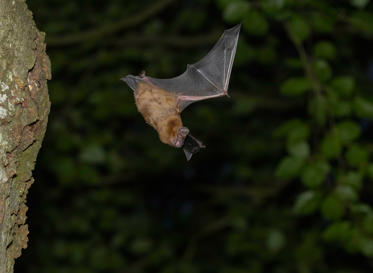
left=16, top=0, right=373, bottom=272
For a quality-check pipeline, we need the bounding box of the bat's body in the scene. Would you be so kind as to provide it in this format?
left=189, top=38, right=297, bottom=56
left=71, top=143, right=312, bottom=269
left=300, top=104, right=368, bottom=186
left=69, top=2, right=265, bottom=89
left=121, top=25, right=241, bottom=160
left=134, top=81, right=187, bottom=147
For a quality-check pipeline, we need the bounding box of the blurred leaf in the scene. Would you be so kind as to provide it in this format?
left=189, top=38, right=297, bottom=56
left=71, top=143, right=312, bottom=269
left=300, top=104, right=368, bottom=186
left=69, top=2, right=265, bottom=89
left=334, top=121, right=361, bottom=144
left=360, top=238, right=373, bottom=257
left=223, top=0, right=250, bottom=23
left=310, top=12, right=335, bottom=33
left=131, top=238, right=152, bottom=254
left=340, top=171, right=363, bottom=190
left=367, top=163, right=373, bottom=180
left=267, top=229, right=286, bottom=251
left=314, top=41, right=336, bottom=60
left=77, top=165, right=101, bottom=185
left=281, top=77, right=311, bottom=96
left=351, top=203, right=373, bottom=214
left=330, top=76, right=355, bottom=97
left=287, top=140, right=310, bottom=159
left=232, top=95, right=256, bottom=115
left=235, top=39, right=255, bottom=65
left=335, top=185, right=358, bottom=202
left=288, top=16, right=310, bottom=42
left=261, top=0, right=285, bottom=13
left=313, top=59, right=332, bottom=82
left=323, top=221, right=351, bottom=242
left=321, top=196, right=344, bottom=220
left=217, top=0, right=232, bottom=9
left=53, top=157, right=76, bottom=184
left=274, top=119, right=308, bottom=138
left=309, top=95, right=327, bottom=125
left=256, top=44, right=277, bottom=64
left=321, top=129, right=342, bottom=159
left=346, top=144, right=369, bottom=167
left=294, top=191, right=321, bottom=215
left=363, top=214, right=373, bottom=234
left=330, top=99, right=352, bottom=117
left=345, top=227, right=363, bottom=253
left=348, top=11, right=373, bottom=36
left=285, top=58, right=302, bottom=69
left=79, top=145, right=106, bottom=164
left=354, top=97, right=373, bottom=119
left=242, top=11, right=268, bottom=35
left=301, top=161, right=330, bottom=188
left=275, top=156, right=304, bottom=179
left=350, top=0, right=370, bottom=8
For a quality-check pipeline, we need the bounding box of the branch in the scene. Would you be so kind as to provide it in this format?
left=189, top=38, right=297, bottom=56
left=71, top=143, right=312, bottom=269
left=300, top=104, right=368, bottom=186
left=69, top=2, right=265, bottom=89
left=285, top=24, right=323, bottom=97
left=47, top=0, right=175, bottom=47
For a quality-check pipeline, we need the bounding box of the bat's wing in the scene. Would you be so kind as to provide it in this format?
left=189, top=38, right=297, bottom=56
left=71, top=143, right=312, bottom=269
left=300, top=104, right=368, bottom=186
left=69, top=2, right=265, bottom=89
left=121, top=24, right=240, bottom=112
left=182, top=134, right=206, bottom=161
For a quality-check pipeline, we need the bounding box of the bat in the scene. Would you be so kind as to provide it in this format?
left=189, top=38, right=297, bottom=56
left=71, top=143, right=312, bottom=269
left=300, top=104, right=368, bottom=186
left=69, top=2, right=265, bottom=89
left=121, top=24, right=240, bottom=160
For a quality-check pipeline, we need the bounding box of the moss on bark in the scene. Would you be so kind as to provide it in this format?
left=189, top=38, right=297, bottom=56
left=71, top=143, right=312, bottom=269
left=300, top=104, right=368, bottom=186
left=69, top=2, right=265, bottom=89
left=0, top=1, right=51, bottom=272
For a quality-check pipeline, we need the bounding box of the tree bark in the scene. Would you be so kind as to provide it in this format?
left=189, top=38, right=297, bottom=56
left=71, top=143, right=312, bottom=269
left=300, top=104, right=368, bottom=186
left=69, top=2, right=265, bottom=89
left=0, top=1, right=51, bottom=273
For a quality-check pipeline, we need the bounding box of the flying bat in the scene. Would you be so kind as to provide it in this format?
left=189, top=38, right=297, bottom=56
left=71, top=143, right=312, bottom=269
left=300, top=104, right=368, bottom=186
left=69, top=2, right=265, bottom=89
left=121, top=24, right=240, bottom=160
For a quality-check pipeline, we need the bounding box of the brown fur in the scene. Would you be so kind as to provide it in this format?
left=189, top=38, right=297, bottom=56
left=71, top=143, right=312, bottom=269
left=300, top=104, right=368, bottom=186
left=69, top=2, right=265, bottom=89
left=134, top=82, right=183, bottom=146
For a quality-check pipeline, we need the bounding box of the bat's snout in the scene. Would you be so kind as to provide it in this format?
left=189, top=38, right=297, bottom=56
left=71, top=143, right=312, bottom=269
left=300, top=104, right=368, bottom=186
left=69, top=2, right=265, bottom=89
left=174, top=127, right=189, bottom=148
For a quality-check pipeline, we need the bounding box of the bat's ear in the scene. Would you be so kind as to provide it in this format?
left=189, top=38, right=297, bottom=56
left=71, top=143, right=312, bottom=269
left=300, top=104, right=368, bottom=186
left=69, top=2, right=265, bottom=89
left=121, top=75, right=141, bottom=91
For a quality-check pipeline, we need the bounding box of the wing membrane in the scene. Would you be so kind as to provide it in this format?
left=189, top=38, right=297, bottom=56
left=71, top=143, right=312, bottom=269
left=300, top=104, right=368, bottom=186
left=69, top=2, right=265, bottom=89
left=121, top=24, right=241, bottom=112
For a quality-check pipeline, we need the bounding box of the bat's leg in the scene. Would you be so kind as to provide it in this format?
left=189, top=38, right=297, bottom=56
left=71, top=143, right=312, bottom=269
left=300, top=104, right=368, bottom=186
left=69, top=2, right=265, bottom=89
left=187, top=134, right=206, bottom=149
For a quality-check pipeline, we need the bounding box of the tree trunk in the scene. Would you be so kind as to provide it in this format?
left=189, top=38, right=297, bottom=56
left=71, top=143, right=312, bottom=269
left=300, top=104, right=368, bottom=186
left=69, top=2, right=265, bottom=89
left=0, top=1, right=51, bottom=272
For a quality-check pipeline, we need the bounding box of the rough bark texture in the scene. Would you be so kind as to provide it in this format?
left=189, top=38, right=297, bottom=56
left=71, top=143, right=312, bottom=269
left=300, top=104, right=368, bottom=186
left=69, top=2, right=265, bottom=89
left=0, top=1, right=51, bottom=273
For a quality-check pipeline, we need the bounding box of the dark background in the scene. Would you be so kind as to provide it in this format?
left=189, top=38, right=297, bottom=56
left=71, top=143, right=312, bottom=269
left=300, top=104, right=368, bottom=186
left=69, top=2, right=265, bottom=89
left=15, top=0, right=373, bottom=272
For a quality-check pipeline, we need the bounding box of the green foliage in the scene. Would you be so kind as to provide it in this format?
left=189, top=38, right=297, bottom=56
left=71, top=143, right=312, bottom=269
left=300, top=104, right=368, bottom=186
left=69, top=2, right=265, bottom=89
left=321, top=196, right=345, bottom=220
left=242, top=11, right=268, bottom=35
left=275, top=155, right=304, bottom=179
left=301, top=161, right=330, bottom=188
left=17, top=0, right=373, bottom=272
left=330, top=76, right=355, bottom=97
left=223, top=1, right=251, bottom=23
left=293, top=191, right=321, bottom=215
left=288, top=16, right=311, bottom=42
left=314, top=41, right=336, bottom=60
left=281, top=77, right=311, bottom=96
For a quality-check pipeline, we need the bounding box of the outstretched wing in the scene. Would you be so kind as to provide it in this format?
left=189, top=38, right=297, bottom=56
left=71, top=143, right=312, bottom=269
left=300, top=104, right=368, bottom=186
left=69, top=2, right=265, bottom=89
left=121, top=24, right=240, bottom=112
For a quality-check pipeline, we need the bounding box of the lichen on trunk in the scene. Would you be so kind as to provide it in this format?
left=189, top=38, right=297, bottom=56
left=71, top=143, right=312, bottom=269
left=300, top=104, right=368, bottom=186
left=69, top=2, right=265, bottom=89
left=0, top=1, right=51, bottom=273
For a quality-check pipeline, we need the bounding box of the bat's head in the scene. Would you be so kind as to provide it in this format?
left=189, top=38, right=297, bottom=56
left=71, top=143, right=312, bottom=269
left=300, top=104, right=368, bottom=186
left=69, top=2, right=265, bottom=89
left=121, top=75, right=140, bottom=91
left=174, top=126, right=189, bottom=148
